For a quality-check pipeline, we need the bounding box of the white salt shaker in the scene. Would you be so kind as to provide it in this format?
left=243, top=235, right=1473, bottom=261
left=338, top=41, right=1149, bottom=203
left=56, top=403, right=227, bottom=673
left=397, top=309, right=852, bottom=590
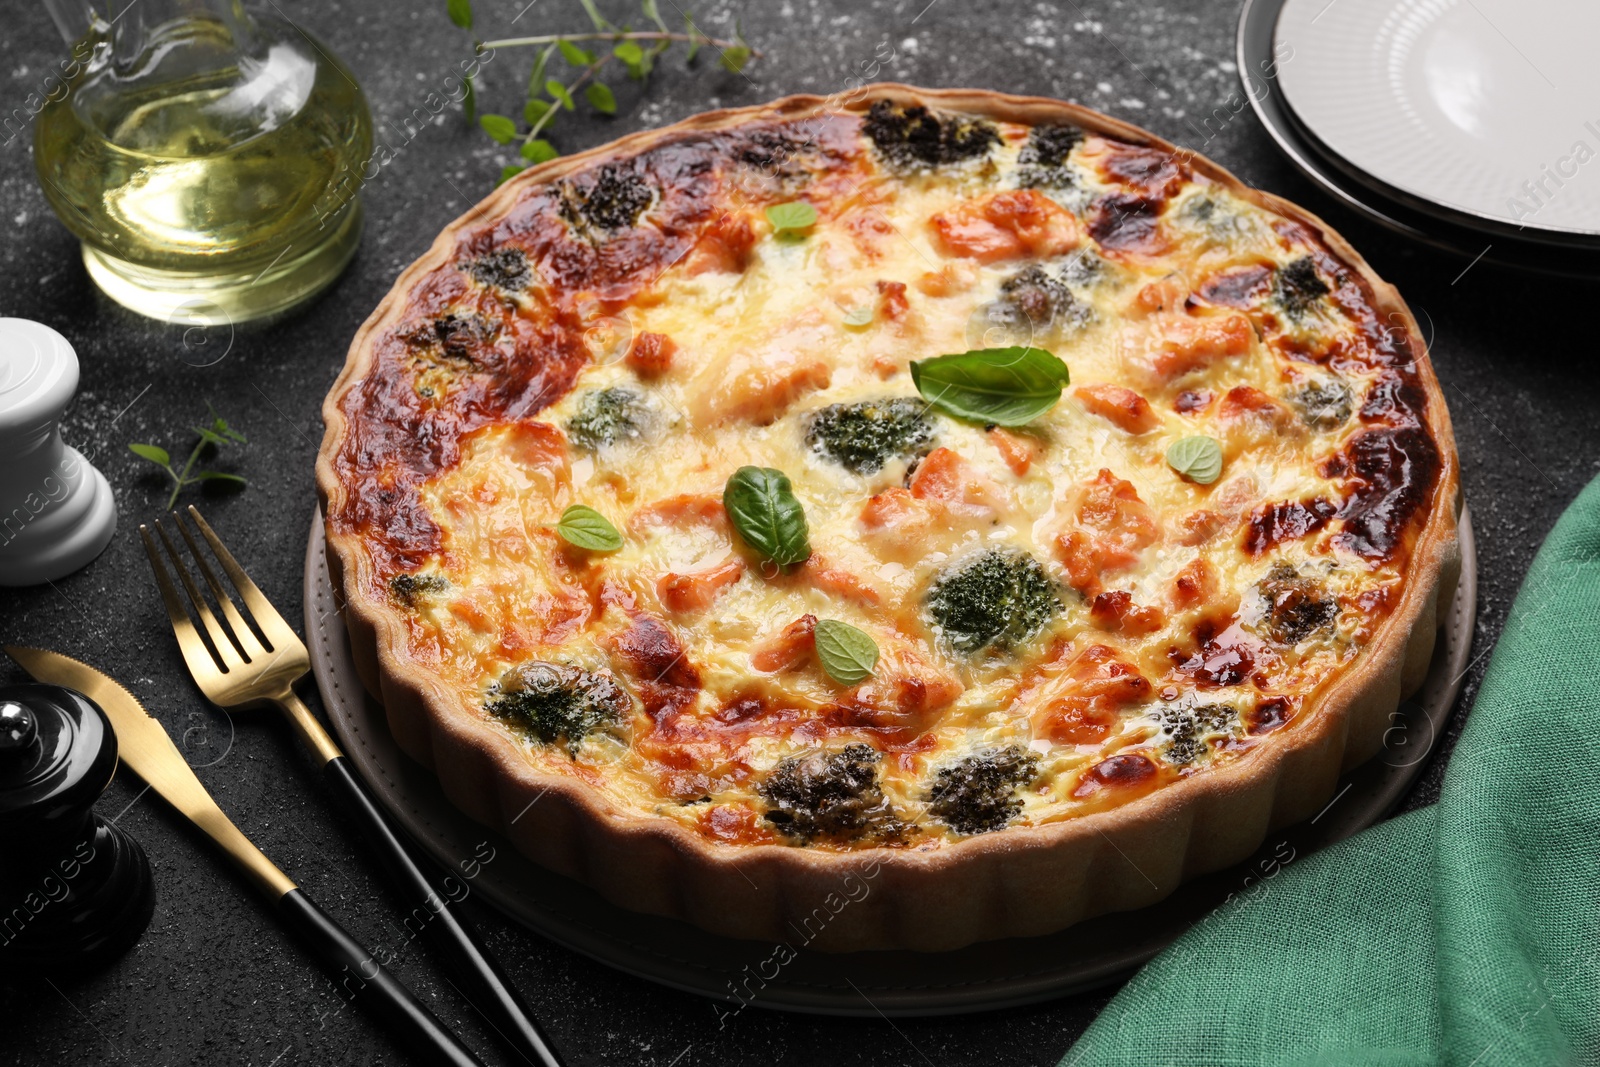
left=0, top=319, right=116, bottom=585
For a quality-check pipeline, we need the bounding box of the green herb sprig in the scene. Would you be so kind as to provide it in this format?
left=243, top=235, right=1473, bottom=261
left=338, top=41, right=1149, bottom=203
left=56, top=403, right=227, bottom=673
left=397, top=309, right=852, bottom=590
left=129, top=409, right=247, bottom=510
left=445, top=0, right=761, bottom=184
left=813, top=619, right=878, bottom=685
left=910, top=347, right=1072, bottom=428
left=723, top=466, right=810, bottom=568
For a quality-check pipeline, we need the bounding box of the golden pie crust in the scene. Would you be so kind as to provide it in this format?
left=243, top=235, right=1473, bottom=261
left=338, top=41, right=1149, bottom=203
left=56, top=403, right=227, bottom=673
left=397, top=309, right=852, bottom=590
left=316, top=85, right=1459, bottom=951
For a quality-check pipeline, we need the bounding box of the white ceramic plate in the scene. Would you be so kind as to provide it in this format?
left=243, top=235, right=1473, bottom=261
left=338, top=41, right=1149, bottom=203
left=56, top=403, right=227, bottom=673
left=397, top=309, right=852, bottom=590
left=1275, top=0, right=1600, bottom=237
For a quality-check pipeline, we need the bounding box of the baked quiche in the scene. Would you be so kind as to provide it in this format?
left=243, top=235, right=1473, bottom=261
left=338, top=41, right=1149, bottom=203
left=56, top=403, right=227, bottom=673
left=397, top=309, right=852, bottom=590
left=317, top=85, right=1459, bottom=952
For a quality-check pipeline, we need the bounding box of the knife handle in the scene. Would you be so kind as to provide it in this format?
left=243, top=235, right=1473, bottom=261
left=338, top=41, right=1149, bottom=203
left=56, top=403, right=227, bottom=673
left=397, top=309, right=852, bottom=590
left=277, top=888, right=486, bottom=1067
left=322, top=755, right=566, bottom=1067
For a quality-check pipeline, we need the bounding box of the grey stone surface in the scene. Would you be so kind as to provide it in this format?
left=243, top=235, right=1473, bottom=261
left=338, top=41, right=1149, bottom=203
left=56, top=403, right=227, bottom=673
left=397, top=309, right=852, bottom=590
left=3, top=0, right=1597, bottom=1064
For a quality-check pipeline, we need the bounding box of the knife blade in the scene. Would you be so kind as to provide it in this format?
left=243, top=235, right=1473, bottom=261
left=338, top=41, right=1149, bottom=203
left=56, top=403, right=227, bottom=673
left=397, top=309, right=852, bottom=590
left=4, top=646, right=486, bottom=1067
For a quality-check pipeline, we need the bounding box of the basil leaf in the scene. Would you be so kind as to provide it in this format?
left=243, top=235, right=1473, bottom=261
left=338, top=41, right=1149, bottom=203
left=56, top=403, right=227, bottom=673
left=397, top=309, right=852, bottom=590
left=129, top=443, right=171, bottom=466
left=556, top=504, right=624, bottom=550
left=1166, top=435, right=1224, bottom=485
left=478, top=113, right=517, bottom=144
left=910, top=346, right=1070, bottom=427
left=813, top=619, right=878, bottom=684
left=723, top=467, right=810, bottom=567
left=585, top=82, right=617, bottom=115
left=765, top=201, right=817, bottom=233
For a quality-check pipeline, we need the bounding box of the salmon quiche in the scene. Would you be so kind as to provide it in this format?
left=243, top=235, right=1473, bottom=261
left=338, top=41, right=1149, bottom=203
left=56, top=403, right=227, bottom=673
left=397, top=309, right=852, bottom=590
left=316, top=85, right=1459, bottom=952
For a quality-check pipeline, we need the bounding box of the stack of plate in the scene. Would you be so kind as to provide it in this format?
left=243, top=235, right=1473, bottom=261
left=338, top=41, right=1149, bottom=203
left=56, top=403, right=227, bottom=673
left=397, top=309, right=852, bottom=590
left=1237, top=0, right=1600, bottom=275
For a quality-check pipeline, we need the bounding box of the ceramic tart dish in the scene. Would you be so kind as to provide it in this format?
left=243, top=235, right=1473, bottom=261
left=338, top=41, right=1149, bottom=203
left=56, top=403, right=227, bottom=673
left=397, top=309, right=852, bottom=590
left=316, top=84, right=1460, bottom=952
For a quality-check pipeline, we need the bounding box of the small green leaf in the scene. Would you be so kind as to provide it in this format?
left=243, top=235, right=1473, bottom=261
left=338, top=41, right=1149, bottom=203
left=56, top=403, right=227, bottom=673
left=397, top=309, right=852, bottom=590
left=585, top=81, right=617, bottom=114
left=910, top=347, right=1071, bottom=427
left=521, top=139, right=559, bottom=163
left=720, top=44, right=752, bottom=73
left=641, top=0, right=668, bottom=33
left=497, top=163, right=527, bottom=186
left=765, top=201, right=817, bottom=233
left=528, top=42, right=555, bottom=95
left=556, top=504, right=624, bottom=551
left=193, top=471, right=247, bottom=486
left=193, top=427, right=229, bottom=447
left=446, top=0, right=472, bottom=30
left=546, top=79, right=576, bottom=110
left=723, top=466, right=811, bottom=568
left=577, top=0, right=613, bottom=31
left=524, top=97, right=553, bottom=125
left=557, top=38, right=595, bottom=66
left=129, top=443, right=171, bottom=466
left=479, top=113, right=517, bottom=144
left=813, top=619, right=878, bottom=685
left=842, top=306, right=874, bottom=328
left=684, top=16, right=702, bottom=63
left=614, top=41, right=645, bottom=65
left=1166, top=435, right=1224, bottom=485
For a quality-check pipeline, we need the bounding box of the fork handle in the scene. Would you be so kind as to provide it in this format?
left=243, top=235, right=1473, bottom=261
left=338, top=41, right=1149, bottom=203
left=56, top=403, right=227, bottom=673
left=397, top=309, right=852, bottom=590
left=277, top=888, right=486, bottom=1067
left=322, top=755, right=567, bottom=1067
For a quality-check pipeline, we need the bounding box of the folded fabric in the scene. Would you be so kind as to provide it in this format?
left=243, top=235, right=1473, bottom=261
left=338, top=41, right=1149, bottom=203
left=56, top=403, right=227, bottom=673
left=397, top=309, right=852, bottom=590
left=1064, top=476, right=1600, bottom=1067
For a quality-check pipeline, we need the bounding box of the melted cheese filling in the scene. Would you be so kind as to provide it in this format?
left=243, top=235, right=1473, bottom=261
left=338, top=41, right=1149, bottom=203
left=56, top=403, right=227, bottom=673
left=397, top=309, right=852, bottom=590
left=393, top=128, right=1411, bottom=848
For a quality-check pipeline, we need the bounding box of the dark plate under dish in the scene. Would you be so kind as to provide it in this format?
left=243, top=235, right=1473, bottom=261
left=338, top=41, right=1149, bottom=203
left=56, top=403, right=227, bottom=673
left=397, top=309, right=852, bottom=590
left=303, top=509, right=1476, bottom=1016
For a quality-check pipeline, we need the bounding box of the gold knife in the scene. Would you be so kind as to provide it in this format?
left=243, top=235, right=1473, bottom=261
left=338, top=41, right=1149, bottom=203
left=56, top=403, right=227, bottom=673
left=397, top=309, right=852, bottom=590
left=6, top=646, right=486, bottom=1067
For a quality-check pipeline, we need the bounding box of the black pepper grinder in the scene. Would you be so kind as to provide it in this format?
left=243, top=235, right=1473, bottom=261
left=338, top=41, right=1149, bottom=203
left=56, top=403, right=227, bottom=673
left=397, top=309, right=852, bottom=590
left=0, top=683, right=155, bottom=970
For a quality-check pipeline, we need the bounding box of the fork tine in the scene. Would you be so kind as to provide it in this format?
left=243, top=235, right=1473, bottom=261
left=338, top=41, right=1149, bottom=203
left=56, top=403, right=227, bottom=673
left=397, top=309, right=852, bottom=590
left=153, top=518, right=247, bottom=670
left=173, top=511, right=269, bottom=659
left=185, top=506, right=302, bottom=651
left=140, top=523, right=238, bottom=678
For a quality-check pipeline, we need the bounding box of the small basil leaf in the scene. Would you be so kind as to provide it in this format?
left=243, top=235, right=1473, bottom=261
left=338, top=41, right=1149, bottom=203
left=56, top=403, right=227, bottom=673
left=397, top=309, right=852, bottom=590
left=129, top=443, right=171, bottom=466
left=521, top=139, right=559, bottom=164
left=479, top=113, right=517, bottom=144
left=1166, top=435, right=1224, bottom=485
left=765, top=201, right=817, bottom=233
left=585, top=81, right=617, bottom=115
left=910, top=346, right=1071, bottom=427
left=723, top=466, right=810, bottom=567
left=813, top=619, right=878, bottom=685
left=556, top=504, right=624, bottom=551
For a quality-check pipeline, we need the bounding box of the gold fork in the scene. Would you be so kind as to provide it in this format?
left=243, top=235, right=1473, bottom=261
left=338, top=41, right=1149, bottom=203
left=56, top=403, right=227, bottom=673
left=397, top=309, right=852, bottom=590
left=141, top=506, right=564, bottom=1067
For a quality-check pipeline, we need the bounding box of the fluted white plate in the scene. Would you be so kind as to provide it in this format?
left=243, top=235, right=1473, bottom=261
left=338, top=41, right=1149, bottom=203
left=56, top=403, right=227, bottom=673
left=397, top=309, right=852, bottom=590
left=1275, top=0, right=1600, bottom=236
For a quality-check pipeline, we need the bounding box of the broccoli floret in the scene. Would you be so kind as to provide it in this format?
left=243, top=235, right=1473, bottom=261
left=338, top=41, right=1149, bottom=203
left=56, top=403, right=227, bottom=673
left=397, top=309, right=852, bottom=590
left=759, top=743, right=899, bottom=842
left=1274, top=257, right=1329, bottom=320
left=1000, top=265, right=1090, bottom=332
left=462, top=248, right=531, bottom=292
left=560, top=164, right=654, bottom=233
left=403, top=311, right=499, bottom=363
left=485, top=662, right=631, bottom=748
left=564, top=386, right=649, bottom=452
left=388, top=572, right=449, bottom=606
left=924, top=549, right=1063, bottom=656
left=1015, top=124, right=1085, bottom=188
left=1293, top=378, right=1353, bottom=431
left=803, top=398, right=935, bottom=475
left=1257, top=562, right=1338, bottom=645
left=862, top=100, right=1000, bottom=168
left=1156, top=702, right=1237, bottom=764
left=927, top=745, right=1039, bottom=835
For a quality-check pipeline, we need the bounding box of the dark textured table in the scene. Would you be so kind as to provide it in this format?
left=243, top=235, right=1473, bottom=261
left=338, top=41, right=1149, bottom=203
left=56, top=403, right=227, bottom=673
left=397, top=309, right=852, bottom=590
left=3, top=1, right=1596, bottom=1064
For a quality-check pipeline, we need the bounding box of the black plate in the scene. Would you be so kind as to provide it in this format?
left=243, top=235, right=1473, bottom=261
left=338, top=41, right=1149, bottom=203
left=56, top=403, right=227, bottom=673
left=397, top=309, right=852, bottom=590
left=304, top=510, right=1476, bottom=1016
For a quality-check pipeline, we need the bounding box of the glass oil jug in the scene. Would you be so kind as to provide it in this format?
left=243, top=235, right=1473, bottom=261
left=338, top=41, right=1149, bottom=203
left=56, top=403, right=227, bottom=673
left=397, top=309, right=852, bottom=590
left=33, top=0, right=373, bottom=325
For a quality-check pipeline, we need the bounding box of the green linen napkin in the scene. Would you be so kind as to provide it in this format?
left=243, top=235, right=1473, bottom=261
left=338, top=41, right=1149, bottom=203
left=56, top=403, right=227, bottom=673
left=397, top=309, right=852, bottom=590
left=1064, top=477, right=1600, bottom=1067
